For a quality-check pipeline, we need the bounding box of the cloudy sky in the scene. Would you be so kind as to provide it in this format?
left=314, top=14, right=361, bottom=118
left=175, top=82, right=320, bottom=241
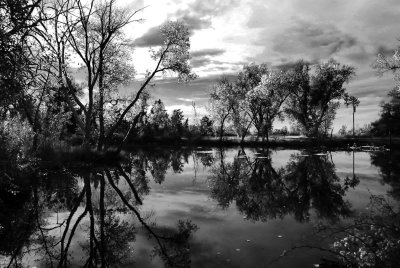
left=120, top=0, right=400, bottom=131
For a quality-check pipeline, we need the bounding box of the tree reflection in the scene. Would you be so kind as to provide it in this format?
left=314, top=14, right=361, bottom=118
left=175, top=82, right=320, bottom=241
left=370, top=150, right=400, bottom=200
left=209, top=149, right=356, bottom=222
left=130, top=148, right=191, bottom=183
left=0, top=159, right=198, bottom=268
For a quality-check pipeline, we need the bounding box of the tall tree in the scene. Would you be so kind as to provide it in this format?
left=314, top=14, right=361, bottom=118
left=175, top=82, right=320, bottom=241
left=199, top=116, right=213, bottom=136
left=43, top=0, right=195, bottom=150
left=245, top=70, right=292, bottom=141
left=344, top=94, right=360, bottom=137
left=0, top=0, right=46, bottom=117
left=234, top=63, right=269, bottom=140
left=285, top=59, right=355, bottom=137
left=209, top=77, right=235, bottom=141
left=148, top=99, right=169, bottom=135
left=170, top=109, right=184, bottom=137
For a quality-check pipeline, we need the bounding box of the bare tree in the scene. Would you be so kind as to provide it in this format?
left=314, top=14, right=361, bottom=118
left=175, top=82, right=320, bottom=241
left=41, top=0, right=195, bottom=151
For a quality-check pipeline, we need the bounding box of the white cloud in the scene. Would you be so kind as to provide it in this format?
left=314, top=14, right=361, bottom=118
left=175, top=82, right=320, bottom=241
left=120, top=0, right=400, bottom=128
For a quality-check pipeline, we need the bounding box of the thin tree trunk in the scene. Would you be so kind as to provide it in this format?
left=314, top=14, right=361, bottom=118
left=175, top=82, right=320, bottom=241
left=97, top=49, right=105, bottom=151
left=240, top=119, right=253, bottom=144
left=115, top=111, right=145, bottom=154
left=352, top=109, right=355, bottom=138
left=219, top=114, right=228, bottom=143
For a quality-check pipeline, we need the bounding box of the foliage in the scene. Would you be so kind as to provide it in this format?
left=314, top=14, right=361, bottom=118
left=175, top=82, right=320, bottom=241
left=148, top=99, right=169, bottom=134
left=0, top=116, right=35, bottom=159
left=371, top=88, right=400, bottom=136
left=233, top=63, right=269, bottom=139
left=199, top=116, right=213, bottom=136
left=170, top=109, right=185, bottom=137
left=373, top=50, right=400, bottom=89
left=328, top=195, right=400, bottom=268
left=370, top=150, right=400, bottom=200
left=285, top=59, right=355, bottom=137
left=246, top=70, right=292, bottom=140
left=272, top=126, right=288, bottom=136
left=344, top=94, right=360, bottom=113
left=208, top=77, right=235, bottom=140
left=0, top=0, right=45, bottom=117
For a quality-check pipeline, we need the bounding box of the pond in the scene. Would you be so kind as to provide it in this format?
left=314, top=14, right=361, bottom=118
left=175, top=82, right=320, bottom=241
left=1, top=147, right=399, bottom=267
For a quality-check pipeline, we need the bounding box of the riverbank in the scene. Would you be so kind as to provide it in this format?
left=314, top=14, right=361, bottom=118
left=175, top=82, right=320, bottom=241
left=125, top=135, right=400, bottom=150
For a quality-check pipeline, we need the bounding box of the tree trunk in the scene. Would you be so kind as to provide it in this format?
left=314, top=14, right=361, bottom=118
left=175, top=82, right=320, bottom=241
left=115, top=112, right=145, bottom=154
left=219, top=117, right=225, bottom=143
left=84, top=74, right=94, bottom=149
left=352, top=109, right=355, bottom=138
left=97, top=51, right=105, bottom=151
left=240, top=120, right=253, bottom=145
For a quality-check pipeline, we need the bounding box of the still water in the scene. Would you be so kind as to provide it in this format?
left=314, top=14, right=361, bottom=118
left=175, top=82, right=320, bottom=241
left=0, top=147, right=399, bottom=267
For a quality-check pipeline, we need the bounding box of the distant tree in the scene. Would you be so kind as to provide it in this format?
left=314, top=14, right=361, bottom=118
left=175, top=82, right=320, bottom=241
left=234, top=63, right=269, bottom=140
left=183, top=118, right=189, bottom=136
left=338, top=125, right=348, bottom=136
left=356, top=124, right=372, bottom=137
left=273, top=126, right=288, bottom=136
left=148, top=100, right=169, bottom=135
left=209, top=77, right=235, bottom=141
left=371, top=88, right=400, bottom=136
left=281, top=126, right=288, bottom=135
left=246, top=70, right=292, bottom=141
left=170, top=109, right=184, bottom=137
left=285, top=59, right=355, bottom=137
left=199, top=116, right=213, bottom=136
left=344, top=94, right=360, bottom=137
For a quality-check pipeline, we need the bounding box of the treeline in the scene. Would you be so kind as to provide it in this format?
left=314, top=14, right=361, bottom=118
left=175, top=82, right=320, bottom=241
left=1, top=0, right=400, bottom=159
left=121, top=99, right=215, bottom=141
left=0, top=0, right=196, bottom=157
left=208, top=60, right=357, bottom=142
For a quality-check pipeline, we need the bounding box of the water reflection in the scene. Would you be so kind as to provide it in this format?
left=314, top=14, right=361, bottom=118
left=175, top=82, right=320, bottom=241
left=0, top=159, right=197, bottom=268
left=208, top=149, right=358, bottom=222
left=370, top=150, right=400, bottom=200
left=1, top=147, right=399, bottom=267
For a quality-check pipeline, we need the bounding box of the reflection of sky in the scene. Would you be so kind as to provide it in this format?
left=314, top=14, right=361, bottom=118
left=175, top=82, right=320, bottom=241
left=132, top=149, right=394, bottom=267
left=15, top=148, right=396, bottom=268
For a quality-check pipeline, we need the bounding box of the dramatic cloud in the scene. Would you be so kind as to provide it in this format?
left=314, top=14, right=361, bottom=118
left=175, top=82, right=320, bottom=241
left=269, top=19, right=358, bottom=61
left=125, top=0, right=400, bottom=128
left=132, top=25, right=164, bottom=47
left=169, top=0, right=240, bottom=31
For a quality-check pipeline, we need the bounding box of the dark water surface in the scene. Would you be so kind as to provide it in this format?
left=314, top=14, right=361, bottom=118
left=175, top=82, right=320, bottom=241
left=1, top=147, right=399, bottom=267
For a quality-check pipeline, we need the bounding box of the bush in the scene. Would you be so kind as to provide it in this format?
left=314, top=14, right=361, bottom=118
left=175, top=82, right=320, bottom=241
left=0, top=116, right=35, bottom=160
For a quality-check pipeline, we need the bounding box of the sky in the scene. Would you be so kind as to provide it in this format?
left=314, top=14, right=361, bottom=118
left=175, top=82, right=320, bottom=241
left=117, top=0, right=400, bottom=131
